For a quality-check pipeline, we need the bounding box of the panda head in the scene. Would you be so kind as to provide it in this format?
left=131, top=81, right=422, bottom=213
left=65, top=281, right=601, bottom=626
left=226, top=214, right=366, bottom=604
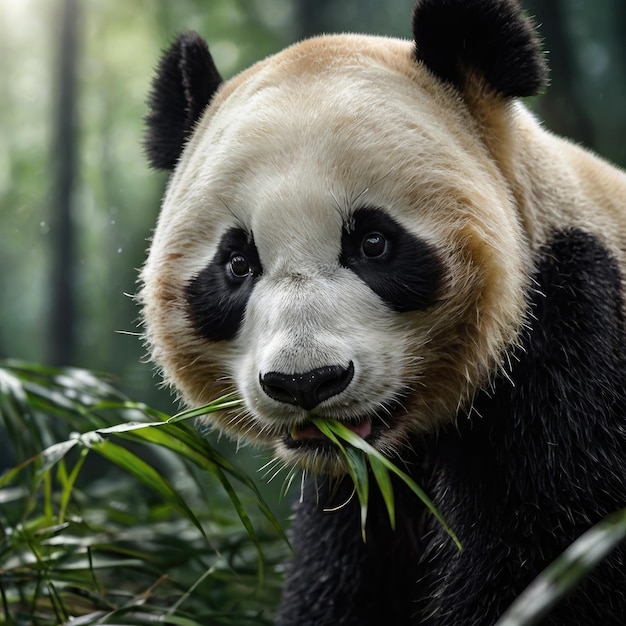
left=140, top=0, right=548, bottom=474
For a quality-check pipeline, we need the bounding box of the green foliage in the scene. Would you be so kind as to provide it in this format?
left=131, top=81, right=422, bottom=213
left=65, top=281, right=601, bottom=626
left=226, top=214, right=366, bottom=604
left=1, top=361, right=625, bottom=625
left=312, top=418, right=461, bottom=549
left=0, top=361, right=287, bottom=625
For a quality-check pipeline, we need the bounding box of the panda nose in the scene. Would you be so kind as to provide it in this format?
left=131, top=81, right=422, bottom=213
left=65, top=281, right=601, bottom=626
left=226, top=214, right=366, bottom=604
left=260, top=362, right=354, bottom=411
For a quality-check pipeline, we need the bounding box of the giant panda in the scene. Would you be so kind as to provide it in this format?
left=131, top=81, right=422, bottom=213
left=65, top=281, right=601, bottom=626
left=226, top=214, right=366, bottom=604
left=139, top=0, right=626, bottom=624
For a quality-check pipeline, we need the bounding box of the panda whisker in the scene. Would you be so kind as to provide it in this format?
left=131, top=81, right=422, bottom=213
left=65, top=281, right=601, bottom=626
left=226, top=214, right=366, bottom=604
left=115, top=329, right=143, bottom=337
left=498, top=363, right=515, bottom=387
left=176, top=353, right=206, bottom=372
left=215, top=374, right=233, bottom=385
left=378, top=415, right=392, bottom=430
left=349, top=185, right=370, bottom=209
left=300, top=469, right=308, bottom=504
left=328, top=189, right=346, bottom=219
left=259, top=455, right=287, bottom=482
left=267, top=460, right=290, bottom=484
left=281, top=466, right=300, bottom=498
left=216, top=194, right=246, bottom=228
left=225, top=410, right=247, bottom=428
left=323, top=487, right=356, bottom=513
left=237, top=424, right=257, bottom=447
left=227, top=409, right=253, bottom=432
left=350, top=170, right=394, bottom=207
left=258, top=455, right=282, bottom=475
left=463, top=389, right=481, bottom=422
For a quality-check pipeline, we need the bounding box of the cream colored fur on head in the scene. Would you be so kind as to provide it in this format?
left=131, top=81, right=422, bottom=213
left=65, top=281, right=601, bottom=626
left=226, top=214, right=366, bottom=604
left=141, top=34, right=626, bottom=472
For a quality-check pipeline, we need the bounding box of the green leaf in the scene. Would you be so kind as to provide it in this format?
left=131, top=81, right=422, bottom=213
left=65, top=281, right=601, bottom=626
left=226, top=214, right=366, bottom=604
left=312, top=418, right=462, bottom=550
left=344, top=446, right=370, bottom=541
left=82, top=436, right=209, bottom=541
left=495, top=507, right=626, bottom=626
left=314, top=419, right=369, bottom=540
left=369, top=454, right=395, bottom=530
left=0, top=362, right=286, bottom=623
left=93, top=403, right=289, bottom=549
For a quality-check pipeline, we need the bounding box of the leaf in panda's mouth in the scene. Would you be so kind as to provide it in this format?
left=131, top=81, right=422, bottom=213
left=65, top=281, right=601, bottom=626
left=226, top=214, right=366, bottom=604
left=311, top=418, right=462, bottom=550
left=290, top=418, right=373, bottom=443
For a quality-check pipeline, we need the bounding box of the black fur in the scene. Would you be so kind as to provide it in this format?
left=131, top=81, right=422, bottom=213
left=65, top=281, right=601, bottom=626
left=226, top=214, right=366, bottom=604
left=144, top=32, right=222, bottom=170
left=276, top=229, right=626, bottom=625
left=186, top=227, right=262, bottom=341
left=412, top=0, right=549, bottom=97
left=340, top=208, right=443, bottom=312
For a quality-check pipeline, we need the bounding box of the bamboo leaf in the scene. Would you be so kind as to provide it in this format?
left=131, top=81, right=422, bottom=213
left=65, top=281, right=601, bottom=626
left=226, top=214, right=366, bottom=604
left=495, top=507, right=626, bottom=626
left=82, top=436, right=209, bottom=541
left=369, top=454, right=395, bottom=530
left=312, top=418, right=462, bottom=550
left=344, top=446, right=370, bottom=540
left=93, top=408, right=289, bottom=547
left=314, top=419, right=369, bottom=539
left=0, top=362, right=285, bottom=624
left=41, top=438, right=81, bottom=470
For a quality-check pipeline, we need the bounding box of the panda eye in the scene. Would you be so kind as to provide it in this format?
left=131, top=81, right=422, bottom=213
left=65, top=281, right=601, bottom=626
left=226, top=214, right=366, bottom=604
left=186, top=227, right=263, bottom=342
left=229, top=254, right=251, bottom=278
left=362, top=232, right=387, bottom=258
left=340, top=207, right=442, bottom=313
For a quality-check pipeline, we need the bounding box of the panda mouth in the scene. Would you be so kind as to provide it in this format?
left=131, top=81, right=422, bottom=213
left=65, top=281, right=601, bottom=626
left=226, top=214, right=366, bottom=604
left=283, top=413, right=391, bottom=450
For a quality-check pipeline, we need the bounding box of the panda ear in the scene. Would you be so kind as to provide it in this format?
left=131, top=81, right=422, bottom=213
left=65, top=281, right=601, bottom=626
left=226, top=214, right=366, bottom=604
left=144, top=32, right=223, bottom=170
left=412, top=0, right=549, bottom=98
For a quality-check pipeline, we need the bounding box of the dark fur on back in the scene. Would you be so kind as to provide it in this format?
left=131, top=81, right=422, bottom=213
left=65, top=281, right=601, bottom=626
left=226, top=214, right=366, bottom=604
left=276, top=229, right=626, bottom=625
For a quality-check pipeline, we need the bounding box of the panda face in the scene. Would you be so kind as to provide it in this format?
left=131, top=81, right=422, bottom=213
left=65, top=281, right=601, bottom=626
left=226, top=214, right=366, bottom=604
left=141, top=35, right=529, bottom=473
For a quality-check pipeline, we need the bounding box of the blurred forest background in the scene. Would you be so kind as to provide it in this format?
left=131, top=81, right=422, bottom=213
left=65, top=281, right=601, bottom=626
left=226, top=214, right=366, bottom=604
left=1, top=0, right=625, bottom=455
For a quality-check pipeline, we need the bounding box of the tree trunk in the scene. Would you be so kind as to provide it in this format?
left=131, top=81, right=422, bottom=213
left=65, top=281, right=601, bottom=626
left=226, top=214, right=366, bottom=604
left=47, top=0, right=80, bottom=366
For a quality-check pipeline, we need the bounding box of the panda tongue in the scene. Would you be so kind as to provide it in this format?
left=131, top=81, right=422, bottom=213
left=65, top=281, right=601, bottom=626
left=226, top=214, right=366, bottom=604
left=346, top=420, right=372, bottom=439
left=296, top=419, right=372, bottom=441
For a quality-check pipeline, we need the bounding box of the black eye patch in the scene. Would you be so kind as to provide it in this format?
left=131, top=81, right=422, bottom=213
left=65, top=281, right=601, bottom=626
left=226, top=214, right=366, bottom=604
left=340, top=208, right=442, bottom=312
left=185, top=227, right=262, bottom=341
